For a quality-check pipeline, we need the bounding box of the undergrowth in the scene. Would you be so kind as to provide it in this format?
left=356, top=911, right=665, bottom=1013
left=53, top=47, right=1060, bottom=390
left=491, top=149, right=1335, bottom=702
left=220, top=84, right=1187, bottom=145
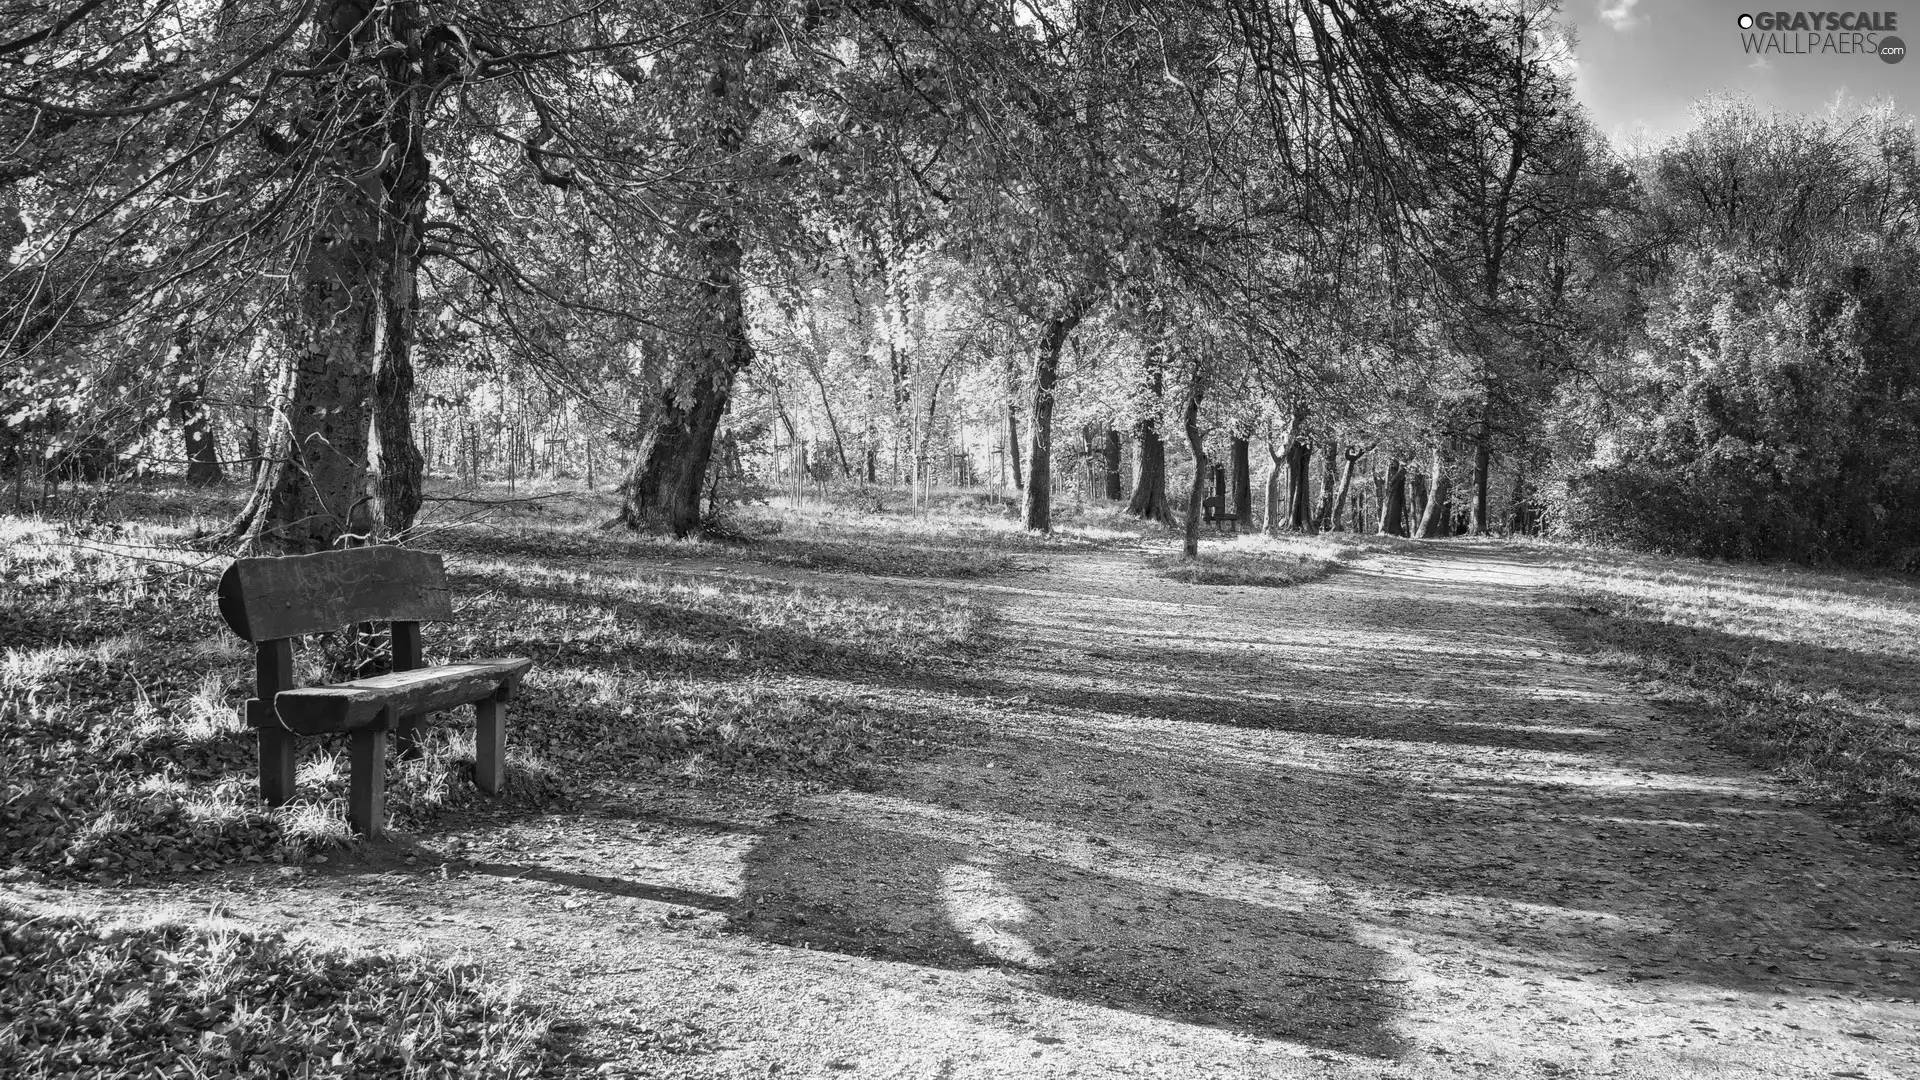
left=0, top=900, right=551, bottom=1078
left=1540, top=546, right=1920, bottom=847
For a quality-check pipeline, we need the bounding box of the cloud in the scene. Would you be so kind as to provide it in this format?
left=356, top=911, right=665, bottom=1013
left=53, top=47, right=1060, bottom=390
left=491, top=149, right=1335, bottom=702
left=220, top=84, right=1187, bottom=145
left=1749, top=55, right=1772, bottom=70
left=1598, top=0, right=1646, bottom=31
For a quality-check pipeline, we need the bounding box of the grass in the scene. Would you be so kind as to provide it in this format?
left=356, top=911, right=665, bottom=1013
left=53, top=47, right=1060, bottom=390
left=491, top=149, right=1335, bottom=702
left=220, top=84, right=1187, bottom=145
left=1147, top=532, right=1393, bottom=587
left=1537, top=542, right=1920, bottom=847
left=0, top=900, right=551, bottom=1078
left=1, top=481, right=992, bottom=883
left=710, top=496, right=1146, bottom=577
left=410, top=483, right=1150, bottom=579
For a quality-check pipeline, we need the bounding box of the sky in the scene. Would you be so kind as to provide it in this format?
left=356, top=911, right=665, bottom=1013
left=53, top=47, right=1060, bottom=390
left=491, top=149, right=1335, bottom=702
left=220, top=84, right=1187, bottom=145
left=1567, top=0, right=1917, bottom=144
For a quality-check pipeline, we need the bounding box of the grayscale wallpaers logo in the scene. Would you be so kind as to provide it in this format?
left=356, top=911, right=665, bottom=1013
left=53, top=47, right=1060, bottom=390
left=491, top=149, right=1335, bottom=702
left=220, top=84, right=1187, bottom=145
left=1737, top=11, right=1906, bottom=62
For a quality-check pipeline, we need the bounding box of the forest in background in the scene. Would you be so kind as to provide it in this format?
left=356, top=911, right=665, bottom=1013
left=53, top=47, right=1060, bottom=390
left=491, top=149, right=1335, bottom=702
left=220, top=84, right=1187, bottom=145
left=7, top=0, right=1920, bottom=566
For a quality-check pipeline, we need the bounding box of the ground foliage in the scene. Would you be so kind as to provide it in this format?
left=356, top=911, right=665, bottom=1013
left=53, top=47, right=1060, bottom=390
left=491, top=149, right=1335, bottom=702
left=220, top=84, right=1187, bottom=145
left=706, top=498, right=1149, bottom=578
left=0, top=900, right=551, bottom=1078
left=2, top=485, right=990, bottom=884
left=1146, top=534, right=1382, bottom=587
left=1542, top=544, right=1920, bottom=846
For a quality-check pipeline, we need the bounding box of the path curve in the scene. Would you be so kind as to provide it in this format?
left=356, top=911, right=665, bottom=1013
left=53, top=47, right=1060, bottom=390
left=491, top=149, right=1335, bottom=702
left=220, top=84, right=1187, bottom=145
left=26, top=542, right=1920, bottom=1079
left=724, top=542, right=1920, bottom=1077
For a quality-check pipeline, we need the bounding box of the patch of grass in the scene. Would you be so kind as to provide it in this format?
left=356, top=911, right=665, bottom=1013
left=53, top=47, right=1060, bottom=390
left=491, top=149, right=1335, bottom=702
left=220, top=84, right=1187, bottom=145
left=3, top=482, right=991, bottom=880
left=0, top=900, right=551, bottom=1078
left=412, top=484, right=1153, bottom=579
left=713, top=499, right=1147, bottom=578
left=1147, top=533, right=1383, bottom=587
left=432, top=557, right=986, bottom=794
left=1538, top=545, right=1920, bottom=846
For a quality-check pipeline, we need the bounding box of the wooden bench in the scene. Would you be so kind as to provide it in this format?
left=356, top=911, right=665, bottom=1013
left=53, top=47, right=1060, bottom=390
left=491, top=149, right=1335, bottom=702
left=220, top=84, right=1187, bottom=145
left=216, top=546, right=532, bottom=838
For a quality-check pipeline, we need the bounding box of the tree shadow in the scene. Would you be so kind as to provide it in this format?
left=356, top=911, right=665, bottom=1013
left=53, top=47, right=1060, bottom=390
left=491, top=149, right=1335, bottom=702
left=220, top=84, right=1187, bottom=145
left=732, top=814, right=1410, bottom=1057
left=1541, top=596, right=1920, bottom=845
left=701, top=544, right=1920, bottom=1054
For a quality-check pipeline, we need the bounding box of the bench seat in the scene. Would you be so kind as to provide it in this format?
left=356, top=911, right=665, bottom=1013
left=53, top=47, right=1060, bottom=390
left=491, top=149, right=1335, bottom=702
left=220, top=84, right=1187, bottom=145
left=268, top=658, right=532, bottom=734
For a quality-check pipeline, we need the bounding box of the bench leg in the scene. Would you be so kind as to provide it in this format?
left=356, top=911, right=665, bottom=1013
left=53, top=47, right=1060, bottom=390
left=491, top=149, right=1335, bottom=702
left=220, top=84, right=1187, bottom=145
left=475, top=698, right=505, bottom=794
left=258, top=728, right=297, bottom=807
left=348, top=727, right=387, bottom=839
left=394, top=712, right=425, bottom=762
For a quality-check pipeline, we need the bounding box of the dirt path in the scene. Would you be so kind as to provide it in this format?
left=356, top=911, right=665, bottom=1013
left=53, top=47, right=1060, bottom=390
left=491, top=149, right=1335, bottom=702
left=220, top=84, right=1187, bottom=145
left=17, top=542, right=1920, bottom=1078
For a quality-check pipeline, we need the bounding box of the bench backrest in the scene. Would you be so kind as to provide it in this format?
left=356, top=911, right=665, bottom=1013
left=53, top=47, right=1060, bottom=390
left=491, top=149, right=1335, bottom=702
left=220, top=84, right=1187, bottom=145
left=217, top=547, right=452, bottom=643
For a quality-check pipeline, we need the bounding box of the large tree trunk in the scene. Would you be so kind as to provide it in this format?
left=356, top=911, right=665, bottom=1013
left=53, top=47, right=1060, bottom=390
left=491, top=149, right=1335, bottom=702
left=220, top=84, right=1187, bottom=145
left=1468, top=419, right=1491, bottom=535
left=1230, top=435, right=1253, bottom=529
left=1022, top=312, right=1082, bottom=532
left=1315, top=436, right=1338, bottom=529
left=1415, top=443, right=1452, bottom=539
left=366, top=4, right=433, bottom=537
left=368, top=260, right=424, bottom=535
left=1126, top=419, right=1174, bottom=525
left=1125, top=366, right=1173, bottom=526
left=1378, top=458, right=1407, bottom=536
left=1410, top=473, right=1428, bottom=530
left=621, top=219, right=751, bottom=537
left=1285, top=440, right=1314, bottom=532
left=1102, top=427, right=1123, bottom=500
left=234, top=286, right=377, bottom=552
left=621, top=358, right=745, bottom=537
left=229, top=7, right=399, bottom=552
left=620, top=38, right=757, bottom=538
left=1181, top=384, right=1205, bottom=559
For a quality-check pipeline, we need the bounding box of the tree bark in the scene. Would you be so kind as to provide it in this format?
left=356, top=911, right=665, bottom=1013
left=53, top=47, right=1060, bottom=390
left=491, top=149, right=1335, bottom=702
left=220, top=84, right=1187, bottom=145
left=1264, top=404, right=1307, bottom=534
left=1263, top=441, right=1284, bottom=533
left=366, top=5, right=432, bottom=537
left=620, top=218, right=751, bottom=537
left=1126, top=419, right=1174, bottom=525
left=228, top=5, right=395, bottom=552
left=1378, top=458, right=1407, bottom=536
left=1005, top=402, right=1023, bottom=493
left=1410, top=473, right=1428, bottom=530
left=368, top=260, right=423, bottom=535
left=1469, top=418, right=1492, bottom=535
left=233, top=285, right=377, bottom=552
left=1315, top=436, right=1339, bottom=529
left=1022, top=312, right=1082, bottom=532
left=1230, top=435, right=1253, bottom=529
left=619, top=36, right=758, bottom=538
left=1102, top=427, right=1123, bottom=500
left=1182, top=381, right=1205, bottom=559
left=1415, top=443, right=1452, bottom=539
left=1330, top=446, right=1366, bottom=531
left=1126, top=366, right=1174, bottom=526
left=1285, top=440, right=1314, bottom=532
left=1508, top=464, right=1528, bottom=534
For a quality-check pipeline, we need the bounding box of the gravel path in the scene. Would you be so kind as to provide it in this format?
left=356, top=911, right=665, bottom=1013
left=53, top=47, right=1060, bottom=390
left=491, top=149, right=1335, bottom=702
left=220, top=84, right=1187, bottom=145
left=22, top=542, right=1920, bottom=1078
